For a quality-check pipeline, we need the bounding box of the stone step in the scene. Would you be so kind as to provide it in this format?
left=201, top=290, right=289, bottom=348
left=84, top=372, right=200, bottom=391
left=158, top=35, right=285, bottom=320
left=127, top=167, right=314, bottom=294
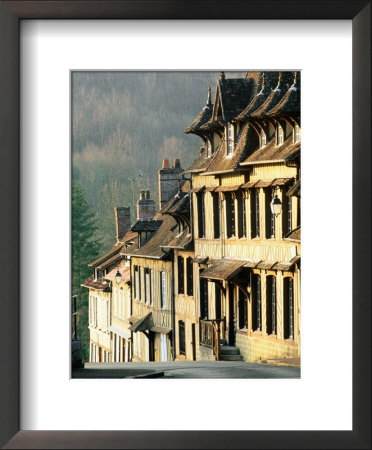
left=220, top=345, right=241, bottom=355
left=219, top=354, right=244, bottom=361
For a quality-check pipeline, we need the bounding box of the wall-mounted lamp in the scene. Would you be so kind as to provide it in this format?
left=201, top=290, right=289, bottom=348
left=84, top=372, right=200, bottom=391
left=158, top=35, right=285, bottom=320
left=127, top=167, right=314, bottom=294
left=270, top=186, right=282, bottom=216
left=115, top=270, right=122, bottom=284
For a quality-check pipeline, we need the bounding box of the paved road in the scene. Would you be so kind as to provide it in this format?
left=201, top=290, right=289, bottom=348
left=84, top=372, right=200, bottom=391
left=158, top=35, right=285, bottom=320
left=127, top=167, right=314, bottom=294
left=73, top=361, right=300, bottom=379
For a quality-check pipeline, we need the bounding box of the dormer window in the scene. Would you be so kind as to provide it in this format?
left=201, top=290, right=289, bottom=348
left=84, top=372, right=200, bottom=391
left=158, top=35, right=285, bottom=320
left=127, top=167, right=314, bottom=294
left=294, top=123, right=301, bottom=143
left=227, top=123, right=234, bottom=155
left=259, top=128, right=266, bottom=148
left=277, top=124, right=284, bottom=145
left=207, top=139, right=212, bottom=157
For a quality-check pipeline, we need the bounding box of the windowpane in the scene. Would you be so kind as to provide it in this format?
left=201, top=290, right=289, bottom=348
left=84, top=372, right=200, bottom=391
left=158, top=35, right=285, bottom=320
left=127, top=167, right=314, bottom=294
left=178, top=256, right=184, bottom=294
left=277, top=124, right=284, bottom=145
left=186, top=257, right=193, bottom=296
left=251, top=274, right=261, bottom=331
left=215, top=284, right=221, bottom=319
left=227, top=123, right=234, bottom=155
left=266, top=276, right=276, bottom=335
left=179, top=321, right=186, bottom=355
left=260, top=128, right=266, bottom=147
left=197, top=193, right=205, bottom=238
left=213, top=193, right=221, bottom=239
left=282, top=193, right=292, bottom=237
left=226, top=193, right=235, bottom=238
left=265, top=189, right=274, bottom=239
left=284, top=277, right=294, bottom=339
left=160, top=271, right=166, bottom=309
left=237, top=191, right=246, bottom=238
left=200, top=276, right=208, bottom=319
left=238, top=289, right=247, bottom=329
left=251, top=190, right=260, bottom=238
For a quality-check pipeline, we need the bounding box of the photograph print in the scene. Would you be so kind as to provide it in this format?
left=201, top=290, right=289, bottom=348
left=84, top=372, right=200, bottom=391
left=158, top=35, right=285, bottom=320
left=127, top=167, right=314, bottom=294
left=71, top=70, right=301, bottom=379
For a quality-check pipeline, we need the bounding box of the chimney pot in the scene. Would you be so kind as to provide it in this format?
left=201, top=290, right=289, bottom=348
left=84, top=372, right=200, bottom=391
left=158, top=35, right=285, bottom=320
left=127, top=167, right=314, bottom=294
left=220, top=71, right=225, bottom=80
left=174, top=159, right=181, bottom=169
left=140, top=190, right=145, bottom=200
left=162, top=159, right=170, bottom=169
left=145, top=190, right=150, bottom=199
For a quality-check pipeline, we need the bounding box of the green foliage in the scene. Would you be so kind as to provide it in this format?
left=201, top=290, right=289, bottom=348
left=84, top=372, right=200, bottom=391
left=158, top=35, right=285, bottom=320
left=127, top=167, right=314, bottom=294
left=72, top=184, right=102, bottom=359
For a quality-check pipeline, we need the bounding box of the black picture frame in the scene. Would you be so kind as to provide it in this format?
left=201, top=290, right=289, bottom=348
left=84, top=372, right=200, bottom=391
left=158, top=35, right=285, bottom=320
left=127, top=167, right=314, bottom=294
left=0, top=1, right=370, bottom=449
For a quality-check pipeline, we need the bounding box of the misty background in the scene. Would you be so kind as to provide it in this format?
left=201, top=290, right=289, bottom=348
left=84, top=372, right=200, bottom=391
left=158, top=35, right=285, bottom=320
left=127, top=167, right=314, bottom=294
left=71, top=71, right=246, bottom=251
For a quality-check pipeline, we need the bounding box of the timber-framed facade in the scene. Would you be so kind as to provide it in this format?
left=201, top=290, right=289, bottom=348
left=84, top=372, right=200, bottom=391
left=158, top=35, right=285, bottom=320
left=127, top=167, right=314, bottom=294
left=82, top=71, right=301, bottom=365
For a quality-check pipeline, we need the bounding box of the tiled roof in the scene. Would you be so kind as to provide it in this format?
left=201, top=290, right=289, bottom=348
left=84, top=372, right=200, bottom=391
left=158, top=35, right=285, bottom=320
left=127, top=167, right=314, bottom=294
left=236, top=72, right=280, bottom=120
left=240, top=136, right=300, bottom=166
left=216, top=78, right=255, bottom=122
left=284, top=226, right=301, bottom=242
left=199, top=258, right=246, bottom=281
left=105, top=261, right=131, bottom=283
left=184, top=87, right=213, bottom=134
left=162, top=229, right=193, bottom=250
left=202, top=122, right=257, bottom=174
left=129, top=213, right=178, bottom=259
left=250, top=72, right=295, bottom=118
left=267, top=72, right=300, bottom=116
left=130, top=220, right=162, bottom=232
left=287, top=179, right=301, bottom=197
left=88, top=243, right=123, bottom=268
left=81, top=275, right=110, bottom=291
left=182, top=146, right=212, bottom=174
left=95, top=252, right=123, bottom=270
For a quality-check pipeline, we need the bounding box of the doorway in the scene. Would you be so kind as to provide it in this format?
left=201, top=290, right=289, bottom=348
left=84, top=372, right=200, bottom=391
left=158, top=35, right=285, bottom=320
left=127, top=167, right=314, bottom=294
left=228, top=284, right=236, bottom=346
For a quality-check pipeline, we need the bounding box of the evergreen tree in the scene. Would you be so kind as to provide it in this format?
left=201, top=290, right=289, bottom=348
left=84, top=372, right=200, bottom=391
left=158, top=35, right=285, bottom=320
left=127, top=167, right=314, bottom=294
left=72, top=184, right=102, bottom=360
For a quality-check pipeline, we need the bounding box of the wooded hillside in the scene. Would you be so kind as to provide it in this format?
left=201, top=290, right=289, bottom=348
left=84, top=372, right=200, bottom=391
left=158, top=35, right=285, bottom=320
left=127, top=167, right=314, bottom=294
left=72, top=71, right=245, bottom=251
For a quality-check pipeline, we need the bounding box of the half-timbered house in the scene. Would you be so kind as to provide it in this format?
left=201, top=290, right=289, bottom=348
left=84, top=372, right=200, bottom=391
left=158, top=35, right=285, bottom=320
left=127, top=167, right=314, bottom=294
left=183, top=71, right=301, bottom=362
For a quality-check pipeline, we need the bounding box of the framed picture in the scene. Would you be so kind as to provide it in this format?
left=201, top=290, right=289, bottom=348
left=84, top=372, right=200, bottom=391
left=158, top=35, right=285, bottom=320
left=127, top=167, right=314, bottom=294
left=0, top=1, right=370, bottom=449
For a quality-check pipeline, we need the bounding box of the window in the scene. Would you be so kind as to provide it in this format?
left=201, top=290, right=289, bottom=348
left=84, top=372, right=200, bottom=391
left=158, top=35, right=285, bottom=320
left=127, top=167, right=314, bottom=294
left=207, top=139, right=212, bottom=157
left=197, top=192, right=205, bottom=238
left=225, top=193, right=235, bottom=238
left=283, top=277, right=294, bottom=339
left=251, top=274, right=261, bottom=331
left=237, top=191, right=246, bottom=238
left=215, top=284, right=222, bottom=319
left=178, top=256, right=184, bottom=294
left=266, top=276, right=276, bottom=335
left=138, top=267, right=142, bottom=301
left=282, top=193, right=292, bottom=237
left=259, top=128, right=266, bottom=147
left=134, top=266, right=139, bottom=299
left=265, top=189, right=274, bottom=239
left=213, top=193, right=221, bottom=239
left=179, top=321, right=186, bottom=355
left=150, top=270, right=154, bottom=305
left=238, top=289, right=247, bottom=329
left=200, top=276, right=209, bottom=319
left=145, top=269, right=150, bottom=304
left=227, top=122, right=234, bottom=155
left=250, top=189, right=260, bottom=238
left=160, top=271, right=166, bottom=309
left=186, top=257, right=193, bottom=296
left=277, top=124, right=284, bottom=145
left=294, top=123, right=300, bottom=143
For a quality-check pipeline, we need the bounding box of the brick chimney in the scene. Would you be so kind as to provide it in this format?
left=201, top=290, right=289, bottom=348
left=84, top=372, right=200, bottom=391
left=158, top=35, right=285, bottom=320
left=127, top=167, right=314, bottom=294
left=158, top=158, right=184, bottom=210
left=114, top=207, right=130, bottom=242
left=137, top=190, right=155, bottom=220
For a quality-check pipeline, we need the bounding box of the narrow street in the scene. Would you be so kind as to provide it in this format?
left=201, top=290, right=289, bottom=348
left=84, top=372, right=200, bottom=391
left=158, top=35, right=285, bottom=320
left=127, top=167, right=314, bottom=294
left=73, top=361, right=300, bottom=379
